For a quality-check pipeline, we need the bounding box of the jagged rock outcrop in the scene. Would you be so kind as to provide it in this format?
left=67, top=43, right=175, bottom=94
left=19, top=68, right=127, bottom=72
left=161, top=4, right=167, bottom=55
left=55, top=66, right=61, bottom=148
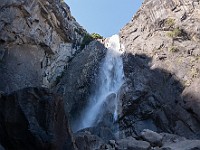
left=119, top=0, right=200, bottom=139
left=0, top=0, right=86, bottom=93
left=56, top=40, right=106, bottom=128
left=0, top=87, right=76, bottom=150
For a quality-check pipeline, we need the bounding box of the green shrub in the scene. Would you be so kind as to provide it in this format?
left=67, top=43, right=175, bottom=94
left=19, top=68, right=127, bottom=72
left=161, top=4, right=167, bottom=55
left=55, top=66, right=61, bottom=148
left=168, top=46, right=179, bottom=53
left=167, top=28, right=182, bottom=38
left=91, top=33, right=103, bottom=39
left=166, top=18, right=175, bottom=27
left=80, top=33, right=103, bottom=49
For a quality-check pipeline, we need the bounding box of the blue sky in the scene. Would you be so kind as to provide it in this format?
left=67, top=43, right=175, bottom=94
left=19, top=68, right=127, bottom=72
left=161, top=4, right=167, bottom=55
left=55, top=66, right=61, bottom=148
left=65, top=0, right=142, bottom=37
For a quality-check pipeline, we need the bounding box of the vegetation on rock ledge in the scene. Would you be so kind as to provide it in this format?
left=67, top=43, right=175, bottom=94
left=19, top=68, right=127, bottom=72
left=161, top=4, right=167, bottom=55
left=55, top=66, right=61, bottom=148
left=165, top=18, right=175, bottom=27
left=167, top=27, right=182, bottom=38
left=80, top=33, right=103, bottom=49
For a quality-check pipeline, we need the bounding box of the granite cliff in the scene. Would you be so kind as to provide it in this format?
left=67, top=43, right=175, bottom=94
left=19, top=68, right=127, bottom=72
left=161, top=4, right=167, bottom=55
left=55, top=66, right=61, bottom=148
left=119, top=0, right=200, bottom=139
left=0, top=0, right=200, bottom=149
left=0, top=0, right=85, bottom=93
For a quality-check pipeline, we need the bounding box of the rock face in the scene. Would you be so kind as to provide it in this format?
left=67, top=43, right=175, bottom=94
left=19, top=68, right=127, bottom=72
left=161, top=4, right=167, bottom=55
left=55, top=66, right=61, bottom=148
left=0, top=87, right=76, bottom=150
left=0, top=0, right=109, bottom=149
left=1, top=0, right=200, bottom=149
left=0, top=0, right=85, bottom=93
left=119, top=0, right=200, bottom=139
left=56, top=40, right=106, bottom=127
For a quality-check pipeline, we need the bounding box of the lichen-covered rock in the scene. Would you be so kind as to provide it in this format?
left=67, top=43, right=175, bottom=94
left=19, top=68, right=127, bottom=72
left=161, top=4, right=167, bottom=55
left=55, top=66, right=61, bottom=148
left=0, top=0, right=86, bottom=93
left=0, top=87, right=76, bottom=150
left=119, top=0, right=200, bottom=139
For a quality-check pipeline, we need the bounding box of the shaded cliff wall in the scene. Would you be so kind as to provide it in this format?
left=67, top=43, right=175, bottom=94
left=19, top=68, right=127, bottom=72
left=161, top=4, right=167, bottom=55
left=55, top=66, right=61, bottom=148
left=0, top=87, right=77, bottom=150
left=119, top=0, right=200, bottom=139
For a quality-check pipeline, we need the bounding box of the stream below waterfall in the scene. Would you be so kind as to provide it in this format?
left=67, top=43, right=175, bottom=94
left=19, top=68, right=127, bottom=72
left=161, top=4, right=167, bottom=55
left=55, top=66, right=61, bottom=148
left=74, top=34, right=124, bottom=132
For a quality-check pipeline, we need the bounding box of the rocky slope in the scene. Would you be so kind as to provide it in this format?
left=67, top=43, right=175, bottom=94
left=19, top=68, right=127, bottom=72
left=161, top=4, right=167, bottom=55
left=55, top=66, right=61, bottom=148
left=119, top=0, right=200, bottom=139
left=0, top=0, right=86, bottom=93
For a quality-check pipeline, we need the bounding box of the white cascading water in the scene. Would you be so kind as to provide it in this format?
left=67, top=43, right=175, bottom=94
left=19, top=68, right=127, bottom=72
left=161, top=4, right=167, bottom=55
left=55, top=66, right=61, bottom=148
left=75, top=34, right=124, bottom=131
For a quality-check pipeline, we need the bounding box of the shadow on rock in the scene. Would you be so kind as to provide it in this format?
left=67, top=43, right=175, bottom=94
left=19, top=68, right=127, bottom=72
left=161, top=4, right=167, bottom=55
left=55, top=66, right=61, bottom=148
left=118, top=53, right=200, bottom=139
left=0, top=87, right=76, bottom=150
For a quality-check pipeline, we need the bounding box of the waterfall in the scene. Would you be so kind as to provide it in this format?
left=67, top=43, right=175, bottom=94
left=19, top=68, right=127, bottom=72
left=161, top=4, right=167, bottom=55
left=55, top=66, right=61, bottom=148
left=75, top=34, right=124, bottom=131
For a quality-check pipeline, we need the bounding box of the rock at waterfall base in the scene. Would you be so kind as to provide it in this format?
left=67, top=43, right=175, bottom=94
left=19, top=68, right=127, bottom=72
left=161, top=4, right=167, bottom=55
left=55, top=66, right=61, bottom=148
left=0, top=87, right=76, bottom=150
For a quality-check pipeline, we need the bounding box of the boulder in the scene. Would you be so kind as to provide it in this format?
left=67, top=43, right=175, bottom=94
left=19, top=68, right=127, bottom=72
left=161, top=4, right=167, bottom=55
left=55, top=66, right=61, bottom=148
left=161, top=139, right=200, bottom=150
left=160, top=132, right=187, bottom=144
left=141, top=129, right=163, bottom=146
left=75, top=131, right=104, bottom=150
left=156, top=132, right=200, bottom=150
left=116, top=136, right=150, bottom=150
left=76, top=125, right=116, bottom=142
left=0, top=87, right=76, bottom=150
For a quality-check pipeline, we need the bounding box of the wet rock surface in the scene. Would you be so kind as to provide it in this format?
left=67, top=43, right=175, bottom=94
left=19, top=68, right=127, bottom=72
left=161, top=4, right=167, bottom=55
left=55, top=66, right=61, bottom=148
left=0, top=87, right=76, bottom=150
left=56, top=40, right=106, bottom=126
